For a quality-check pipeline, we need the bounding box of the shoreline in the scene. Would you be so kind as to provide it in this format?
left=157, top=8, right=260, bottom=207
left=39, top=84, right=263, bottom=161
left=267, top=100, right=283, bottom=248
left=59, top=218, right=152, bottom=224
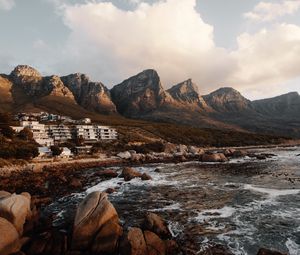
left=1, top=141, right=300, bottom=177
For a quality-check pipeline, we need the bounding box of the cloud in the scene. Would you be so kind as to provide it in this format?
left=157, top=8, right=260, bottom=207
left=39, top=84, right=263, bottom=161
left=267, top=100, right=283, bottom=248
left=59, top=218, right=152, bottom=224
left=41, top=0, right=300, bottom=98
left=230, top=23, right=300, bottom=92
left=0, top=0, right=15, bottom=10
left=58, top=0, right=235, bottom=89
left=244, top=0, right=300, bottom=22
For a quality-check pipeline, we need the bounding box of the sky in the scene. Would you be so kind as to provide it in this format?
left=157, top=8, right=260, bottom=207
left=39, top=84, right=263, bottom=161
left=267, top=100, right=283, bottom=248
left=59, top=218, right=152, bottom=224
left=0, top=0, right=300, bottom=99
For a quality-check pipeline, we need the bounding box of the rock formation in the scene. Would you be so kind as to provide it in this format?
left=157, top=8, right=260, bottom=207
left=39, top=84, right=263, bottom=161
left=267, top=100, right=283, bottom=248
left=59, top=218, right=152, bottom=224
left=203, top=87, right=254, bottom=113
left=72, top=191, right=122, bottom=252
left=110, top=69, right=173, bottom=117
left=167, top=79, right=208, bottom=109
left=61, top=73, right=117, bottom=114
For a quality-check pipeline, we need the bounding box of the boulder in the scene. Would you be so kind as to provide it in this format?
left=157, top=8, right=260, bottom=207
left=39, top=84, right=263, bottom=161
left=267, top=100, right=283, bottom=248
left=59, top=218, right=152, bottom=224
left=121, top=167, right=142, bottom=181
left=202, top=153, right=228, bottom=163
left=120, top=227, right=147, bottom=255
left=164, top=240, right=180, bottom=255
left=141, top=173, right=153, bottom=181
left=96, top=169, right=118, bottom=178
left=72, top=191, right=122, bottom=252
left=144, top=230, right=166, bottom=255
left=91, top=218, right=123, bottom=254
left=0, top=217, right=20, bottom=255
left=0, top=193, right=31, bottom=235
left=164, top=143, right=177, bottom=154
left=117, top=151, right=132, bottom=160
left=0, top=191, right=11, bottom=199
left=224, top=149, right=236, bottom=157
left=70, top=178, right=82, bottom=189
left=143, top=213, right=171, bottom=239
left=257, top=248, right=286, bottom=255
left=177, top=144, right=188, bottom=154
left=232, top=150, right=247, bottom=158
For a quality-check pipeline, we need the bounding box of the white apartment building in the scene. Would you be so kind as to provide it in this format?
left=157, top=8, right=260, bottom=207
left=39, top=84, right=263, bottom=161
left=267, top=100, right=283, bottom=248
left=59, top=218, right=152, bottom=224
left=74, top=125, right=98, bottom=143
left=47, top=124, right=72, bottom=143
left=12, top=120, right=117, bottom=146
left=12, top=121, right=54, bottom=146
left=94, top=125, right=118, bottom=140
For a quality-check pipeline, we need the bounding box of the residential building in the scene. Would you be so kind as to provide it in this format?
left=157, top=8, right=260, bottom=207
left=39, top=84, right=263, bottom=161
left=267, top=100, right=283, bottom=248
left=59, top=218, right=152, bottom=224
left=74, top=125, right=98, bottom=143
left=47, top=124, right=72, bottom=143
left=60, top=147, right=73, bottom=158
left=38, top=147, right=52, bottom=158
left=94, top=125, right=118, bottom=140
left=11, top=121, right=54, bottom=146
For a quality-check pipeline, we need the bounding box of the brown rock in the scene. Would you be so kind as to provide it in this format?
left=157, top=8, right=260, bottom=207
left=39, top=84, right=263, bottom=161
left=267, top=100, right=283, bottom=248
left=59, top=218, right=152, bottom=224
left=0, top=217, right=20, bottom=255
left=144, top=230, right=166, bottom=255
left=105, top=188, right=116, bottom=194
left=202, top=153, right=228, bottom=162
left=121, top=167, right=142, bottom=181
left=141, top=173, right=153, bottom=181
left=143, top=213, right=171, bottom=239
left=0, top=193, right=31, bottom=235
left=257, top=248, right=286, bottom=255
left=120, top=227, right=147, bottom=255
left=164, top=240, right=180, bottom=255
left=72, top=191, right=121, bottom=251
left=96, top=169, right=118, bottom=178
left=70, top=178, right=82, bottom=189
left=232, top=150, right=247, bottom=158
left=91, top=218, right=123, bottom=254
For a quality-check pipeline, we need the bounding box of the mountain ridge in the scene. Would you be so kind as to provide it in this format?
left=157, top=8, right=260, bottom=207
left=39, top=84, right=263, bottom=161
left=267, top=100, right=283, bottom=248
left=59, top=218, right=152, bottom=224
left=1, top=65, right=300, bottom=138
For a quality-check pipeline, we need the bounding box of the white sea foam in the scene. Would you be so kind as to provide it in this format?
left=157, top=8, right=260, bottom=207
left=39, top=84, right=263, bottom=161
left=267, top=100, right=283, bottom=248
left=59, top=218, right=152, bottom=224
left=286, top=238, right=300, bottom=255
left=243, top=184, right=300, bottom=198
left=195, top=206, right=236, bottom=222
left=150, top=202, right=181, bottom=212
left=86, top=177, right=124, bottom=193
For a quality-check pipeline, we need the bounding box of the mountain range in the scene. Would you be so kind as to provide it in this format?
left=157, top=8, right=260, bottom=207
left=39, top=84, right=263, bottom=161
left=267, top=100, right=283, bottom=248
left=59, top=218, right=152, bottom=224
left=1, top=65, right=300, bottom=138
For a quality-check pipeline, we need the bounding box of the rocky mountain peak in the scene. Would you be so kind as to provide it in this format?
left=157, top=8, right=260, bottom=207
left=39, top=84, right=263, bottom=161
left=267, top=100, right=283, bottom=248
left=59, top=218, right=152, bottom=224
left=44, top=75, right=74, bottom=99
left=61, top=73, right=116, bottom=114
left=167, top=79, right=200, bottom=104
left=9, top=65, right=45, bottom=97
left=110, top=69, right=170, bottom=117
left=203, top=87, right=253, bottom=112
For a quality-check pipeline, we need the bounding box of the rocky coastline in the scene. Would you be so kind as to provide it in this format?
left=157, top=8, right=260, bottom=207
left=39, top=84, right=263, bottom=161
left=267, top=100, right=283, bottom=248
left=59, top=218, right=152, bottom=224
left=0, top=146, right=292, bottom=255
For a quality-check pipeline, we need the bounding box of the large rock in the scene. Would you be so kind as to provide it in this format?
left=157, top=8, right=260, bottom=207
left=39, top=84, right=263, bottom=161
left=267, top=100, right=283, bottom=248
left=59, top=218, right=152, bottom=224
left=0, top=217, right=20, bottom=255
left=43, top=75, right=74, bottom=99
left=121, top=167, right=142, bottom=181
left=257, top=248, right=286, bottom=255
left=72, top=191, right=122, bottom=252
left=117, top=151, right=132, bottom=160
left=91, top=217, right=123, bottom=254
left=202, top=153, right=228, bottom=162
left=143, top=213, right=171, bottom=239
left=0, top=192, right=31, bottom=235
left=120, top=227, right=147, bottom=255
left=144, top=230, right=166, bottom=255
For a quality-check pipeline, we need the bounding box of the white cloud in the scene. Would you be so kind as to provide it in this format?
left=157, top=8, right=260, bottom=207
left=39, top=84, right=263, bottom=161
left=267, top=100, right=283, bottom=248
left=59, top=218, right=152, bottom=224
left=244, top=0, right=300, bottom=22
left=0, top=0, right=15, bottom=10
left=41, top=0, right=300, bottom=98
left=230, top=23, right=300, bottom=92
left=57, top=0, right=235, bottom=89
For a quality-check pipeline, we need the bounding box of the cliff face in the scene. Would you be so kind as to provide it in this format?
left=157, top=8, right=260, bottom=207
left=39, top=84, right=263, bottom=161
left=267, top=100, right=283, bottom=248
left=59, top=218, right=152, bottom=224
left=110, top=69, right=173, bottom=117
left=61, top=74, right=116, bottom=114
left=203, top=87, right=254, bottom=113
left=167, top=79, right=209, bottom=109
left=253, top=92, right=300, bottom=119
